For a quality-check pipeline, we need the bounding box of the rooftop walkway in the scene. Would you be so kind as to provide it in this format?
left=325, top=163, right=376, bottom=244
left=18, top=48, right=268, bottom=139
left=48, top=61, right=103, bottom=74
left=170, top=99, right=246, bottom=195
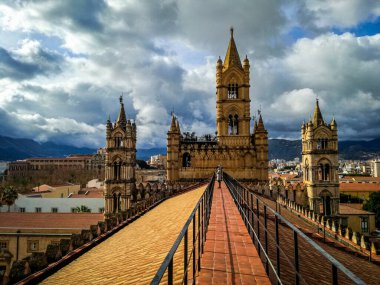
left=42, top=185, right=207, bottom=285
left=198, top=181, right=270, bottom=285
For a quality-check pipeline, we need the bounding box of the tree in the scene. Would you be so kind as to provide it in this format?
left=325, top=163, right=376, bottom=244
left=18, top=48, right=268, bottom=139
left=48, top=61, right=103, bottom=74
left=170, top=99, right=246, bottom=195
left=363, top=191, right=380, bottom=229
left=75, top=205, right=91, bottom=213
left=2, top=186, right=18, bottom=212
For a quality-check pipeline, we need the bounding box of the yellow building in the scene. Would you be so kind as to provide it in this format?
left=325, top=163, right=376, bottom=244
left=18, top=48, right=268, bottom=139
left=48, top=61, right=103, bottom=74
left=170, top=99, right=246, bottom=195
left=31, top=183, right=80, bottom=198
left=339, top=204, right=376, bottom=234
left=340, top=182, right=380, bottom=201
left=167, top=28, right=268, bottom=182
left=0, top=213, right=103, bottom=284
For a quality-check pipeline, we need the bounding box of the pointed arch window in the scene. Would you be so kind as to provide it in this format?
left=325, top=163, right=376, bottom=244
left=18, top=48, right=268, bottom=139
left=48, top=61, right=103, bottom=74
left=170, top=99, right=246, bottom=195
left=318, top=160, right=330, bottom=181
left=113, top=159, right=122, bottom=180
left=317, top=138, right=328, bottom=150
left=228, top=83, right=238, bottom=99
left=114, top=133, right=123, bottom=148
left=228, top=114, right=239, bottom=135
left=182, top=152, right=191, bottom=167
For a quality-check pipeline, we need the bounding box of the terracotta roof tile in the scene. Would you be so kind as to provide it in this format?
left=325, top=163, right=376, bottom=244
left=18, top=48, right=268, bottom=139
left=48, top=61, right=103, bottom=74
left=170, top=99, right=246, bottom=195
left=339, top=204, right=374, bottom=215
left=339, top=183, right=380, bottom=192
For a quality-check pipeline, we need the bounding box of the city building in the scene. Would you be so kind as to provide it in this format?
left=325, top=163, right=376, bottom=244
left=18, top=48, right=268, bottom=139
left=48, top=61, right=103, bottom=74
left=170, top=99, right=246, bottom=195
left=0, top=212, right=103, bottom=284
left=6, top=149, right=105, bottom=180
left=167, top=29, right=268, bottom=182
left=371, top=159, right=380, bottom=177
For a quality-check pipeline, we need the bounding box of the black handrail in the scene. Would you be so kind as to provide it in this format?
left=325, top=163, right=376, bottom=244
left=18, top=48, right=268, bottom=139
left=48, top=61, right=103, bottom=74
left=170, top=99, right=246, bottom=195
left=151, top=175, right=215, bottom=285
left=223, top=172, right=365, bottom=285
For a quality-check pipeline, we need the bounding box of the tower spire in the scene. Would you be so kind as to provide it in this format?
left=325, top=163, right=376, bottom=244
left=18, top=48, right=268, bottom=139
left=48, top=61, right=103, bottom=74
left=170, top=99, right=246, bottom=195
left=116, top=94, right=127, bottom=129
left=313, top=98, right=324, bottom=126
left=224, top=27, right=242, bottom=69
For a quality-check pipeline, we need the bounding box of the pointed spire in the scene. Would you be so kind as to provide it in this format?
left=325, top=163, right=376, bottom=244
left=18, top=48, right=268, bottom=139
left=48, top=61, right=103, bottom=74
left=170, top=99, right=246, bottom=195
left=313, top=99, right=324, bottom=126
left=331, top=115, right=337, bottom=129
left=176, top=119, right=180, bottom=134
left=116, top=95, right=127, bottom=129
left=170, top=114, right=176, bottom=132
left=253, top=119, right=258, bottom=133
left=224, top=27, right=242, bottom=70
left=107, top=115, right=112, bottom=128
left=257, top=110, right=265, bottom=130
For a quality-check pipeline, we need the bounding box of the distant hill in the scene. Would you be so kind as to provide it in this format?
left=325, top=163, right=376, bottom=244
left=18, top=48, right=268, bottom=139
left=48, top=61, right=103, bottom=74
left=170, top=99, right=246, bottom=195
left=0, top=135, right=96, bottom=161
left=0, top=135, right=379, bottom=162
left=269, top=138, right=380, bottom=161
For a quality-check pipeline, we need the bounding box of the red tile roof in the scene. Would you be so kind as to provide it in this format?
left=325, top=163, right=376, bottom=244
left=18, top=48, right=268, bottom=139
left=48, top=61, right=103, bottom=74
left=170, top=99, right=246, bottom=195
left=340, top=183, right=380, bottom=192
left=344, top=176, right=380, bottom=182
left=0, top=213, right=103, bottom=229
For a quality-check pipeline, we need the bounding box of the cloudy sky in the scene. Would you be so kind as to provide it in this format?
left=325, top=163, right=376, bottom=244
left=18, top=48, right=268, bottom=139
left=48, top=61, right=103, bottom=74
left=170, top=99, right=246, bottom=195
left=0, top=0, right=379, bottom=149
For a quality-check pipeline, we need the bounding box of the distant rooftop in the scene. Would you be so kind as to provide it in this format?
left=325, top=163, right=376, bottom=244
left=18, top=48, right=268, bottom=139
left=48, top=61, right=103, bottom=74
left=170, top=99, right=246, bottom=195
left=0, top=213, right=103, bottom=229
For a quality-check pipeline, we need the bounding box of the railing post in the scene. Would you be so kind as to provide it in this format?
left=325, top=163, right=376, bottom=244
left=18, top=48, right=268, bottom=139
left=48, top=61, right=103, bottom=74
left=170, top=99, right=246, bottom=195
left=168, top=257, right=173, bottom=285
left=264, top=205, right=269, bottom=274
left=251, top=193, right=255, bottom=243
left=294, top=231, right=300, bottom=285
left=192, top=217, right=196, bottom=285
left=184, top=229, right=188, bottom=285
left=197, top=205, right=201, bottom=271
left=201, top=197, right=205, bottom=253
left=256, top=198, right=260, bottom=256
left=332, top=264, right=338, bottom=285
left=275, top=215, right=281, bottom=282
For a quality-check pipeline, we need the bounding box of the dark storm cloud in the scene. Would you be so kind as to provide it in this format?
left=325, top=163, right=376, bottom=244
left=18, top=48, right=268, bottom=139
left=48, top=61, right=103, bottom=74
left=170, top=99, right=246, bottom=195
left=0, top=45, right=63, bottom=80
left=0, top=46, right=62, bottom=80
left=0, top=0, right=379, bottom=148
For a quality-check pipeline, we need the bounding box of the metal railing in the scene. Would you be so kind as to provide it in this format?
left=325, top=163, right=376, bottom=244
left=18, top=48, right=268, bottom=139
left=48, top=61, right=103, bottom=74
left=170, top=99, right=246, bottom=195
left=223, top=172, right=366, bottom=285
left=151, top=175, right=215, bottom=285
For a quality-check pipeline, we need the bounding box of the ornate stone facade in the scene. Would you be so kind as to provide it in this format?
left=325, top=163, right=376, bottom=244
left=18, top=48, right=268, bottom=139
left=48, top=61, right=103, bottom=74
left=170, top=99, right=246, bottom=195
left=104, top=96, right=136, bottom=215
left=167, top=29, right=268, bottom=182
left=301, top=100, right=339, bottom=216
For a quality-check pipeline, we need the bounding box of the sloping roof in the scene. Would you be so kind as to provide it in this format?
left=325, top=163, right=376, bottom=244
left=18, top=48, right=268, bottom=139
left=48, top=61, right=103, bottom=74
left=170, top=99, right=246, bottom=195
left=32, top=184, right=52, bottom=192
left=0, top=213, right=103, bottom=229
left=339, top=204, right=374, bottom=215
left=69, top=190, right=103, bottom=198
left=340, top=183, right=380, bottom=192
left=345, top=176, right=380, bottom=183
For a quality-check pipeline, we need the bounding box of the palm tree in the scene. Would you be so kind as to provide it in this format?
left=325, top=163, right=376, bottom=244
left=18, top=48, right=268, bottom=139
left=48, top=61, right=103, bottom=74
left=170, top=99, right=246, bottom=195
left=75, top=205, right=91, bottom=213
left=2, top=186, right=18, bottom=212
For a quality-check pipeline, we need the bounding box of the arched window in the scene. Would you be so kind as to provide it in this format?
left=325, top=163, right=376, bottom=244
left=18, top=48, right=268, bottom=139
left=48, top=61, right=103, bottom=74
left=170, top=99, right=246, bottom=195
left=113, top=192, right=121, bottom=213
left=318, top=160, right=330, bottom=181
left=234, top=114, right=239, bottom=135
left=304, top=160, right=309, bottom=181
left=317, top=138, right=328, bottom=150
left=228, top=83, right=238, bottom=99
left=320, top=190, right=332, bottom=216
left=228, top=114, right=239, bottom=135
left=182, top=152, right=191, bottom=167
left=113, top=159, right=122, bottom=180
left=114, top=133, right=123, bottom=148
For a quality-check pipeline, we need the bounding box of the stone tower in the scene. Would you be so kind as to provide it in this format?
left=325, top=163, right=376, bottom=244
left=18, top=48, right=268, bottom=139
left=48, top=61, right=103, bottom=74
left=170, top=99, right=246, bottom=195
left=166, top=28, right=268, bottom=182
left=301, top=99, right=339, bottom=216
left=104, top=96, right=136, bottom=215
left=216, top=27, right=251, bottom=146
left=167, top=115, right=180, bottom=182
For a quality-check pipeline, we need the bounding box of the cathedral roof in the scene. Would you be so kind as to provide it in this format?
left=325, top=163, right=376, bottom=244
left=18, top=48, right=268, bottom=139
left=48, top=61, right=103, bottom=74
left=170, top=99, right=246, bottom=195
left=313, top=99, right=324, bottom=126
left=223, top=27, right=242, bottom=70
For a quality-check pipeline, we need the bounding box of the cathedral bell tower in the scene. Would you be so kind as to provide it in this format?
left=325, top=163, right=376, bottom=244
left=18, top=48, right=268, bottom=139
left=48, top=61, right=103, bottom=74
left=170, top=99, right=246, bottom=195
left=216, top=27, right=251, bottom=146
left=302, top=99, right=339, bottom=216
left=104, top=96, right=136, bottom=216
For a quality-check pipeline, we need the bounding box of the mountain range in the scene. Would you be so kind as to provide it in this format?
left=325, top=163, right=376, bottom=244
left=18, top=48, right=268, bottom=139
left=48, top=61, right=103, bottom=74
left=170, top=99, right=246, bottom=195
left=0, top=135, right=379, bottom=162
